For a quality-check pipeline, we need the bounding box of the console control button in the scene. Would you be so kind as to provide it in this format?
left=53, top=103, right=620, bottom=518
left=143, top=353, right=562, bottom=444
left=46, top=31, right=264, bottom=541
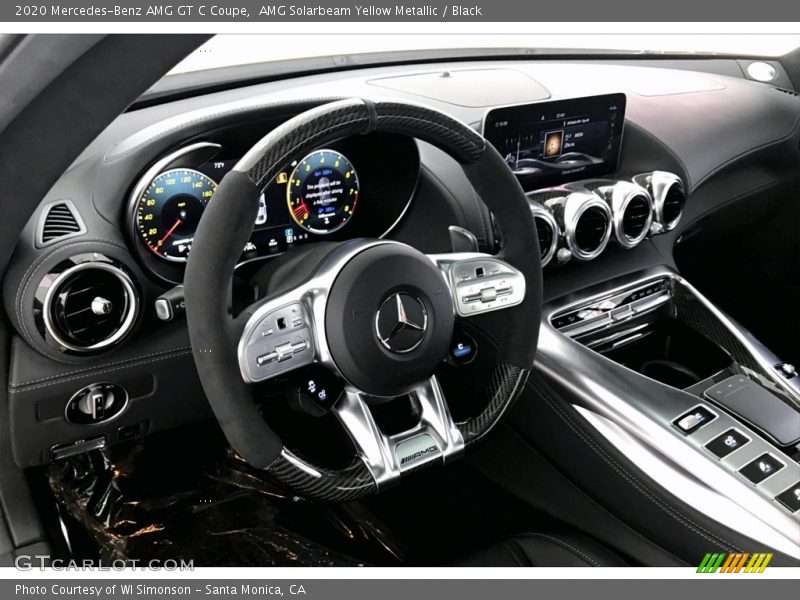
left=775, top=482, right=800, bottom=513
left=673, top=406, right=716, bottom=434
left=739, top=453, right=784, bottom=485
left=65, top=383, right=128, bottom=424
left=705, top=429, right=750, bottom=459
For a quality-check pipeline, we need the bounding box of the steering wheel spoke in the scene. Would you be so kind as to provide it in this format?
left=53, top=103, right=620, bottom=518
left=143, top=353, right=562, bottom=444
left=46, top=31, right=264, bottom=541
left=332, top=376, right=464, bottom=489
left=428, top=252, right=527, bottom=317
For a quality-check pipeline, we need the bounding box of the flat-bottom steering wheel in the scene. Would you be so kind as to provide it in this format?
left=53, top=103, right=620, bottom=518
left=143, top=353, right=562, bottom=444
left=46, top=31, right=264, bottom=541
left=184, top=98, right=542, bottom=501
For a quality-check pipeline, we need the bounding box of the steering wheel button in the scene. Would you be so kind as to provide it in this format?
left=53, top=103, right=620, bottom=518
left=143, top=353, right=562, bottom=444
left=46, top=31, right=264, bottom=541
left=480, top=287, right=497, bottom=302
left=257, top=352, right=278, bottom=366
left=275, top=342, right=294, bottom=361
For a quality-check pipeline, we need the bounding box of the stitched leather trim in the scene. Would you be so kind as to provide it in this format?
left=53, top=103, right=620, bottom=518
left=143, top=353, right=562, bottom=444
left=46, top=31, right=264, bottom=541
left=530, top=380, right=741, bottom=553
left=9, top=347, right=192, bottom=392
left=512, top=533, right=601, bottom=567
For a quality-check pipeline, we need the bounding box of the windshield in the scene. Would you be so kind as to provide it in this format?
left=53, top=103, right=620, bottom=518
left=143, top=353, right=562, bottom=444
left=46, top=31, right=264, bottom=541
left=169, top=34, right=800, bottom=75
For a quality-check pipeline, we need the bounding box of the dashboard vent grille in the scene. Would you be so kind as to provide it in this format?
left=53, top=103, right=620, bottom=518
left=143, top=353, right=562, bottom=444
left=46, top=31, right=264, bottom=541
left=662, top=184, right=685, bottom=226
left=46, top=264, right=137, bottom=352
left=39, top=201, right=85, bottom=246
left=775, top=87, right=800, bottom=98
left=535, top=216, right=554, bottom=259
left=622, top=195, right=651, bottom=240
left=575, top=207, right=609, bottom=253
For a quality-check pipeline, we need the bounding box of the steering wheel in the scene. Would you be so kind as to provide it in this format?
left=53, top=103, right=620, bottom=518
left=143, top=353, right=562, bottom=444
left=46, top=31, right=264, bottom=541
left=184, top=98, right=542, bottom=501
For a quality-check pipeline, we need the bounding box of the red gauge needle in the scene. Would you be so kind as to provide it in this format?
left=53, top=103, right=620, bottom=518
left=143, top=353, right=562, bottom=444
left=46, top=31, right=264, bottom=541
left=157, top=218, right=182, bottom=247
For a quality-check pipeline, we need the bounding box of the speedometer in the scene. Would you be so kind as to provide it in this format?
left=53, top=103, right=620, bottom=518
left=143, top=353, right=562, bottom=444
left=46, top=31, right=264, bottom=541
left=134, top=168, right=217, bottom=262
left=286, top=150, right=359, bottom=234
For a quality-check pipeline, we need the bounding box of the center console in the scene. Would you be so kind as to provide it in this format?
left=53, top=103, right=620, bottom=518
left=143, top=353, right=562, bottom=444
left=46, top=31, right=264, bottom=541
left=538, top=268, right=800, bottom=557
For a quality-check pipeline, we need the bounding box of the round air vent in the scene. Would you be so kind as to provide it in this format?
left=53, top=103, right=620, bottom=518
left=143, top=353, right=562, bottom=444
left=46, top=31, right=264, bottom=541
left=529, top=203, right=559, bottom=267
left=605, top=181, right=654, bottom=249
left=39, top=259, right=139, bottom=353
left=622, top=195, right=652, bottom=238
left=660, top=182, right=685, bottom=229
left=633, top=171, right=685, bottom=232
left=560, top=191, right=613, bottom=262
left=575, top=208, right=609, bottom=252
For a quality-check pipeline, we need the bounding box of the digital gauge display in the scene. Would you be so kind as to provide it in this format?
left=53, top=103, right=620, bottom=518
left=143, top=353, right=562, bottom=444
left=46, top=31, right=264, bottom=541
left=287, top=149, right=360, bottom=234
left=135, top=168, right=217, bottom=262
left=132, top=149, right=361, bottom=266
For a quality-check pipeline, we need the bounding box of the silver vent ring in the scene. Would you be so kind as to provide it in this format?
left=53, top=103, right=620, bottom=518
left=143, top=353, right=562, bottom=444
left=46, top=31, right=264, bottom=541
left=42, top=261, right=139, bottom=353
left=564, top=191, right=613, bottom=261
left=607, top=181, right=654, bottom=249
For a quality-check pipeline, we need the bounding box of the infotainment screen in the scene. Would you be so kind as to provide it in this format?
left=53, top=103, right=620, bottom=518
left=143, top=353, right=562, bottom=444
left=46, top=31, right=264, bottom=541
left=482, top=93, right=626, bottom=190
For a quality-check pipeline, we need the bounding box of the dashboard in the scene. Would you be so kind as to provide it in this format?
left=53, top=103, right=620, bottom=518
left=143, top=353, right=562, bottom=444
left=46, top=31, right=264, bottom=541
left=4, top=58, right=800, bottom=467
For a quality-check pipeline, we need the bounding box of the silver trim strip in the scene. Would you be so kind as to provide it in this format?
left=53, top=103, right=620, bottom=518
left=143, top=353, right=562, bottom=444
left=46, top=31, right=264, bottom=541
left=538, top=266, right=800, bottom=557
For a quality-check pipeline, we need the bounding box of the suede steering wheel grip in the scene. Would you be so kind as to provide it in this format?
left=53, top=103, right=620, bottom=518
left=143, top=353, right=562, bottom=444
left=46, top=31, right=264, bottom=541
left=184, top=98, right=542, bottom=498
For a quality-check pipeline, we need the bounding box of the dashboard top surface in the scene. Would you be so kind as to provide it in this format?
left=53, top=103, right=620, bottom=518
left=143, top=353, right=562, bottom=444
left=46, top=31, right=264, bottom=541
left=87, top=60, right=800, bottom=192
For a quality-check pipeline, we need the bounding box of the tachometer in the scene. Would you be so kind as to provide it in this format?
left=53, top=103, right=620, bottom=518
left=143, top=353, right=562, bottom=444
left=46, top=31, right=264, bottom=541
left=286, top=150, right=359, bottom=234
left=134, top=168, right=217, bottom=262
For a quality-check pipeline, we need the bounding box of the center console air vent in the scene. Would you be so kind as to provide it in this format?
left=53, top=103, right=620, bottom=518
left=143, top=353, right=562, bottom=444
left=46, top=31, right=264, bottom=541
left=38, top=258, right=139, bottom=353
left=37, top=200, right=86, bottom=247
left=529, top=202, right=559, bottom=267
left=633, top=171, right=685, bottom=232
left=600, top=181, right=654, bottom=249
left=575, top=207, right=609, bottom=253
left=661, top=183, right=684, bottom=226
left=546, top=191, right=612, bottom=262
left=623, top=196, right=652, bottom=238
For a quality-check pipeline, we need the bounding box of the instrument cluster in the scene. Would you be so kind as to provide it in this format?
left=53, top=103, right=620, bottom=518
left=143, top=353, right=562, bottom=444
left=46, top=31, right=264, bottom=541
left=126, top=132, right=420, bottom=284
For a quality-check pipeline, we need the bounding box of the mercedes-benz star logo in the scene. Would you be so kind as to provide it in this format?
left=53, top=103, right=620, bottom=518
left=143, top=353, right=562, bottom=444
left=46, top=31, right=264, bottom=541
left=375, top=292, right=428, bottom=354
